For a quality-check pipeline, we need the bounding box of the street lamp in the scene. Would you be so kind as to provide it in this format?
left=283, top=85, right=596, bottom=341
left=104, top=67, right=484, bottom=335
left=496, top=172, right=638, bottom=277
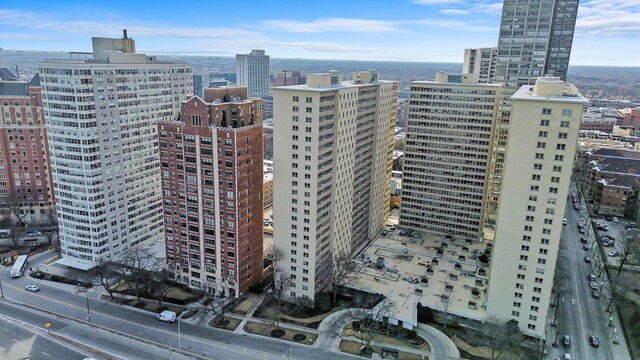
left=177, top=315, right=181, bottom=349
left=85, top=289, right=91, bottom=323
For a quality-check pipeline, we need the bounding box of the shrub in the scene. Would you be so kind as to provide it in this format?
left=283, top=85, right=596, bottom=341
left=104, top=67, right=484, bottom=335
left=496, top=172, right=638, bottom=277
left=315, top=292, right=331, bottom=312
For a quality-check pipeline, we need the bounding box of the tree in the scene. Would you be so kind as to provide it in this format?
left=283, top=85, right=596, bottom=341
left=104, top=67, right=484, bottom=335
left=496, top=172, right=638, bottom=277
left=439, top=292, right=453, bottom=330
left=41, top=210, right=58, bottom=245
left=202, top=297, right=232, bottom=326
left=615, top=228, right=639, bottom=275
left=464, top=314, right=523, bottom=360
left=1, top=192, right=29, bottom=228
left=351, top=299, right=395, bottom=353
left=93, top=260, right=119, bottom=300
left=604, top=273, right=635, bottom=314
left=10, top=224, right=22, bottom=247
left=115, top=246, right=156, bottom=303
left=328, top=253, right=357, bottom=304
left=149, top=258, right=173, bottom=307
left=550, top=263, right=571, bottom=327
left=266, top=247, right=290, bottom=307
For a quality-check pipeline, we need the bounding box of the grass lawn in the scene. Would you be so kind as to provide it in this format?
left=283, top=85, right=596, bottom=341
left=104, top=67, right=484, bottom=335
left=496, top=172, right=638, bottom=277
left=232, top=293, right=259, bottom=315
left=342, top=323, right=430, bottom=351
left=339, top=340, right=428, bottom=360
left=243, top=321, right=318, bottom=345
left=208, top=317, right=241, bottom=331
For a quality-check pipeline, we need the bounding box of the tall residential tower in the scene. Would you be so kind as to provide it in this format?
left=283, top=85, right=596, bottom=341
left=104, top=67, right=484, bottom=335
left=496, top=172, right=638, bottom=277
left=272, top=70, right=397, bottom=301
left=486, top=77, right=587, bottom=338
left=40, top=32, right=192, bottom=269
left=462, top=48, right=498, bottom=84
left=159, top=87, right=264, bottom=297
left=400, top=72, right=502, bottom=241
left=236, top=50, right=270, bottom=98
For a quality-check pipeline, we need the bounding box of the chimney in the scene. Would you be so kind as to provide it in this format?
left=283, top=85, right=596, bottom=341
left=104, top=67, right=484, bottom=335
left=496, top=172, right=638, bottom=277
left=123, top=29, right=128, bottom=39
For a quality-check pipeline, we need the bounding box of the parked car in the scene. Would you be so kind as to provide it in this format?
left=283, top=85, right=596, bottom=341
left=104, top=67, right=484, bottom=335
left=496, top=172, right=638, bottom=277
left=592, top=290, right=600, bottom=299
left=612, top=216, right=619, bottom=223
left=26, top=231, right=42, bottom=236
left=590, top=281, right=598, bottom=290
left=603, top=241, right=614, bottom=247
left=626, top=222, right=637, bottom=229
left=562, top=218, right=568, bottom=225
left=608, top=251, right=620, bottom=257
left=584, top=256, right=591, bottom=263
left=579, top=227, right=585, bottom=234
left=25, top=284, right=40, bottom=292
left=605, top=215, right=613, bottom=221
left=580, top=237, right=588, bottom=244
left=156, top=310, right=176, bottom=323
left=589, top=335, right=600, bottom=348
left=582, top=244, right=590, bottom=251
left=562, top=335, right=571, bottom=348
left=588, top=273, right=596, bottom=282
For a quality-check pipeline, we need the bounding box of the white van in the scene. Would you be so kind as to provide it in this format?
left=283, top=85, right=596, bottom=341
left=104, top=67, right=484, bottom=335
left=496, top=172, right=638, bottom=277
left=564, top=353, right=572, bottom=360
left=156, top=310, right=176, bottom=323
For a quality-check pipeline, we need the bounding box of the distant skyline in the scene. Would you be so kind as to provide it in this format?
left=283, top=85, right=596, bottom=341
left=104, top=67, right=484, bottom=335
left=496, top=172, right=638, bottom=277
left=0, top=0, right=638, bottom=66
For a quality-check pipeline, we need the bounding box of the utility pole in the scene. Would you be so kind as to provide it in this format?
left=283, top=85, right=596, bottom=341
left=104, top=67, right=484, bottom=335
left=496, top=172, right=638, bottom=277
left=85, top=289, right=91, bottom=323
left=0, top=276, right=4, bottom=298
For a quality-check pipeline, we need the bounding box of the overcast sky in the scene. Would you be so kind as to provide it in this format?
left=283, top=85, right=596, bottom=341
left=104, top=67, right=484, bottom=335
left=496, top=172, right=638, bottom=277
left=1, top=0, right=638, bottom=66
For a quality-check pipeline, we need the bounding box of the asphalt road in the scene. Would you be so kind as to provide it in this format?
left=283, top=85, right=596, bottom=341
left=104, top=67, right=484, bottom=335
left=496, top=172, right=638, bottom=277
left=0, top=251, right=365, bottom=360
left=0, top=314, right=87, bottom=360
left=552, top=196, right=615, bottom=360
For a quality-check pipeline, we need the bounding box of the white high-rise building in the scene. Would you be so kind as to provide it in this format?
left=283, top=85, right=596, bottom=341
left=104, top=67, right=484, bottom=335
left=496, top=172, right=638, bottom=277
left=236, top=49, right=270, bottom=98
left=486, top=77, right=587, bottom=338
left=272, top=70, right=397, bottom=301
left=39, top=31, right=193, bottom=269
left=400, top=72, right=502, bottom=241
left=462, top=48, right=498, bottom=84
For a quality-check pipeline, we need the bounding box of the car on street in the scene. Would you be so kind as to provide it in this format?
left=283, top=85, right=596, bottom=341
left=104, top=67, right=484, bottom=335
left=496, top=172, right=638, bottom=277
left=605, top=215, right=613, bottom=221
left=612, top=216, right=619, bottom=223
left=584, top=256, right=591, bottom=263
left=602, top=240, right=614, bottom=247
left=592, top=290, right=600, bottom=299
left=582, top=244, right=590, bottom=251
left=589, top=335, right=600, bottom=348
left=608, top=251, right=620, bottom=257
left=25, top=284, right=40, bottom=292
left=588, top=273, right=597, bottom=282
left=563, top=218, right=567, bottom=225
left=26, top=231, right=42, bottom=236
left=156, top=310, right=176, bottom=323
left=590, top=281, right=598, bottom=290
left=579, top=227, right=585, bottom=234
left=626, top=222, right=637, bottom=229
left=601, top=235, right=615, bottom=241
left=580, top=236, right=588, bottom=243
left=573, top=203, right=579, bottom=210
left=562, top=335, right=571, bottom=348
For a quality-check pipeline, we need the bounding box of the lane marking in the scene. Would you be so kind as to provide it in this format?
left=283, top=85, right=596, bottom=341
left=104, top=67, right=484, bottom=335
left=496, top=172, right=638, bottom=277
left=42, top=351, right=51, bottom=357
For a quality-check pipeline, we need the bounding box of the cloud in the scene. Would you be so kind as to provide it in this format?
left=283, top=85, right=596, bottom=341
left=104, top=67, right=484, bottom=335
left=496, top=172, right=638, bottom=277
left=261, top=18, right=401, bottom=34
left=440, top=9, right=470, bottom=15
left=576, top=0, right=640, bottom=36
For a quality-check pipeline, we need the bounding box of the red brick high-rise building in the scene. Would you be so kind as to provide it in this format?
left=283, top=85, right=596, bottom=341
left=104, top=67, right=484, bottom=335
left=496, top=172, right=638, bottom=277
left=0, top=70, right=55, bottom=225
left=159, top=86, right=264, bottom=297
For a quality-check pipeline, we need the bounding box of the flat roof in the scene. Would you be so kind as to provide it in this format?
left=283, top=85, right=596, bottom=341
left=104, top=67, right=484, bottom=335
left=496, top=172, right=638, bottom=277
left=273, top=80, right=396, bottom=92
left=511, top=84, right=588, bottom=104
left=352, top=228, right=492, bottom=326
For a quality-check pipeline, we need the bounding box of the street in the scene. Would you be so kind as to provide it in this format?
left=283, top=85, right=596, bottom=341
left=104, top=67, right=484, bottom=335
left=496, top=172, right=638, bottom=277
left=546, top=191, right=629, bottom=360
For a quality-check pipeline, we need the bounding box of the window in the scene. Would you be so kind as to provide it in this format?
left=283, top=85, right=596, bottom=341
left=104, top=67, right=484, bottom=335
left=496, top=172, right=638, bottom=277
left=538, top=131, right=547, bottom=138
left=531, top=174, right=541, bottom=181
left=562, top=109, right=572, bottom=116
left=536, top=142, right=546, bottom=149
left=305, top=107, right=312, bottom=113
left=560, top=120, right=570, bottom=128
left=554, top=155, right=564, bottom=161
left=306, top=97, right=312, bottom=103
left=292, top=106, right=299, bottom=112
left=558, top=132, right=568, bottom=139
left=292, top=96, right=299, bottom=102
left=540, top=119, right=550, bottom=126
left=191, top=114, right=202, bottom=126
left=553, top=165, right=562, bottom=172
left=556, top=144, right=566, bottom=151
left=533, top=164, right=542, bottom=170
left=535, top=153, right=544, bottom=160
left=292, top=116, right=299, bottom=122
left=542, top=108, right=552, bottom=115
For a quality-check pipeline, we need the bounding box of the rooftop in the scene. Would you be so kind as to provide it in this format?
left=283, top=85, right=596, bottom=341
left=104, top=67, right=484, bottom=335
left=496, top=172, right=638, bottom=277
left=351, top=227, right=492, bottom=327
left=511, top=77, right=588, bottom=104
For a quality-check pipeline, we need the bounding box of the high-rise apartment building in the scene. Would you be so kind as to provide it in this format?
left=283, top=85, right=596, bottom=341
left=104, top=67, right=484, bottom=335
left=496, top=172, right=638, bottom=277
left=486, top=77, right=587, bottom=338
left=236, top=50, right=270, bottom=98
left=0, top=70, right=55, bottom=224
left=40, top=32, right=192, bottom=269
left=192, top=72, right=208, bottom=98
left=486, top=0, right=579, bottom=217
left=272, top=70, right=397, bottom=301
left=462, top=48, right=498, bottom=84
left=400, top=72, right=502, bottom=241
left=159, top=87, right=263, bottom=297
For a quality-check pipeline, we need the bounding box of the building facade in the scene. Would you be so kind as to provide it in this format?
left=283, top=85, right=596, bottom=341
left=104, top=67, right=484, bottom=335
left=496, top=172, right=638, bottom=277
left=0, top=71, right=55, bottom=225
left=486, top=0, right=579, bottom=219
left=159, top=87, right=263, bottom=297
left=486, top=77, right=587, bottom=338
left=400, top=72, right=502, bottom=241
left=236, top=49, right=270, bottom=98
left=462, top=48, right=498, bottom=84
left=272, top=70, right=397, bottom=301
left=39, top=33, right=193, bottom=269
left=274, top=69, right=305, bottom=87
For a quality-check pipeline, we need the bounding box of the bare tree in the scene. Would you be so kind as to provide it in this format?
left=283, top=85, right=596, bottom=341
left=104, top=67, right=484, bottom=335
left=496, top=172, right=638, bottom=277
left=149, top=258, right=173, bottom=307
left=115, top=246, right=156, bottom=303
left=266, top=247, right=290, bottom=307
left=615, top=229, right=639, bottom=275
left=550, top=263, right=571, bottom=328
left=10, top=224, right=22, bottom=247
left=1, top=192, right=29, bottom=228
left=263, top=307, right=284, bottom=334
left=439, top=293, right=453, bottom=330
left=328, top=252, right=357, bottom=304
left=464, top=314, right=523, bottom=360
left=93, top=260, right=119, bottom=300
left=202, top=297, right=232, bottom=326
left=604, top=273, right=635, bottom=314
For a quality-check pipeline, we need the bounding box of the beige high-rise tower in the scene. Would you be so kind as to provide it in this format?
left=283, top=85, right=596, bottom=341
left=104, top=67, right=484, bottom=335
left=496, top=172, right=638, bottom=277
left=462, top=48, right=498, bottom=84
left=400, top=72, right=502, bottom=241
left=272, top=70, right=397, bottom=301
left=486, top=77, right=587, bottom=338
